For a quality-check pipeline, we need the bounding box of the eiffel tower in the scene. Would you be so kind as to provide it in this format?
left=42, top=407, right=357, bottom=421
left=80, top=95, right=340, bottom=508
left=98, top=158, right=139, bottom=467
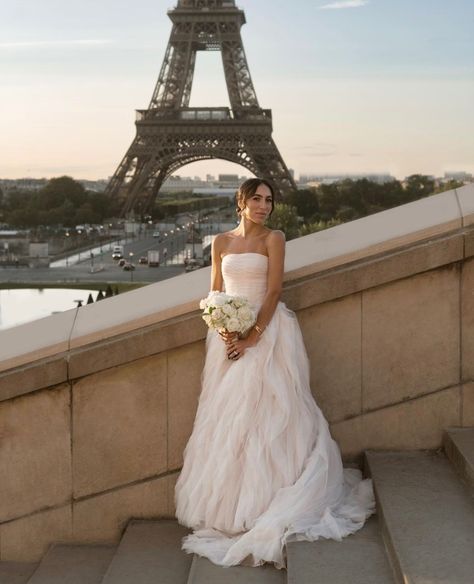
left=106, top=0, right=297, bottom=217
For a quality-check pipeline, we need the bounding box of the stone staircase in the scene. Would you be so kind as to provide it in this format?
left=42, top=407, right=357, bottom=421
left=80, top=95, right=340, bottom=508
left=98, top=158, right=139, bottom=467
left=1, top=428, right=472, bottom=584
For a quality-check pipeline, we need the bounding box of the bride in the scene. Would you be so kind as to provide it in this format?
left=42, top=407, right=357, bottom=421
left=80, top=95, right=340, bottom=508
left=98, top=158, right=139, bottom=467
left=174, top=178, right=375, bottom=569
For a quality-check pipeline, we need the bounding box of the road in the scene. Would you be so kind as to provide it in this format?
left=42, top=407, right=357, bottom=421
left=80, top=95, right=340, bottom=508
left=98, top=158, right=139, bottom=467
left=0, top=233, right=191, bottom=286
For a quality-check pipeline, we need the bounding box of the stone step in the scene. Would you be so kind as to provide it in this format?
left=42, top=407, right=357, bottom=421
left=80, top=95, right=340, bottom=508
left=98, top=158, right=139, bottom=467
left=25, top=545, right=115, bottom=584
left=443, top=427, right=474, bottom=491
left=0, top=562, right=37, bottom=584
left=101, top=519, right=193, bottom=584
left=187, top=554, right=285, bottom=584
left=286, top=515, right=394, bottom=584
left=366, top=450, right=474, bottom=584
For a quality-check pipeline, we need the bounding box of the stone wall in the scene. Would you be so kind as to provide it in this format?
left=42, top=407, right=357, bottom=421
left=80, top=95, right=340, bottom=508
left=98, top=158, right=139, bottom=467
left=0, top=185, right=473, bottom=561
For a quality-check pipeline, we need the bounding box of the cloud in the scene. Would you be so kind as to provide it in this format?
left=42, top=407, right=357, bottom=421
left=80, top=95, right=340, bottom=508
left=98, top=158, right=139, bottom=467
left=0, top=40, right=112, bottom=50
left=319, top=1, right=369, bottom=10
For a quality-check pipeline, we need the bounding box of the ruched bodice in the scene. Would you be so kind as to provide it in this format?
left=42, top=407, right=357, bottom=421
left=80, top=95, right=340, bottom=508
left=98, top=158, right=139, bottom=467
left=222, top=253, right=268, bottom=308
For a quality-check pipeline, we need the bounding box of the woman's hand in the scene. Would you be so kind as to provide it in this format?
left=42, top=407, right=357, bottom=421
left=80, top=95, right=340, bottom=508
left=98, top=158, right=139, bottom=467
left=218, top=330, right=237, bottom=345
left=219, top=329, right=257, bottom=361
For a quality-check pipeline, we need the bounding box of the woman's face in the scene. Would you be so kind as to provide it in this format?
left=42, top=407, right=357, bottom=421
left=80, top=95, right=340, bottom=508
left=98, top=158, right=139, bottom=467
left=241, top=183, right=273, bottom=224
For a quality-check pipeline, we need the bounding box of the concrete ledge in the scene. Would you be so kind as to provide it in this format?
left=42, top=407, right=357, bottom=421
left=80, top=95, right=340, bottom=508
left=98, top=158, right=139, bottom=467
left=0, top=187, right=471, bottom=381
left=284, top=231, right=463, bottom=311
left=465, top=230, right=474, bottom=257
left=286, top=189, right=462, bottom=282
left=68, top=311, right=205, bottom=381
left=0, top=229, right=469, bottom=399
left=0, top=310, right=76, bottom=375
left=456, top=183, right=474, bottom=226
left=0, top=355, right=68, bottom=402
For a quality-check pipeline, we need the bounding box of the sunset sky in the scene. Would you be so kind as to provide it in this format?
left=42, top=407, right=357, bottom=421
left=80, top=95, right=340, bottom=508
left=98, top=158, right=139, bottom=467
left=1, top=0, right=473, bottom=180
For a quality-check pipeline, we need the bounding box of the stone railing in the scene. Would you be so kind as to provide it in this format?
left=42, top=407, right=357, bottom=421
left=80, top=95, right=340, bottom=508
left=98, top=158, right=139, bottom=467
left=0, top=184, right=473, bottom=561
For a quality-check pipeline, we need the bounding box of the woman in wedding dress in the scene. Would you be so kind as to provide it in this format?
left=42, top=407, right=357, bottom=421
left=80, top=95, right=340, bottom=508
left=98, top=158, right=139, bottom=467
left=174, top=178, right=375, bottom=570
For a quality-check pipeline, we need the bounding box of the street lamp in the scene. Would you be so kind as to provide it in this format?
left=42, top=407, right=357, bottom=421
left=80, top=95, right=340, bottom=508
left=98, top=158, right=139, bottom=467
left=129, top=252, right=134, bottom=282
left=65, top=232, right=70, bottom=267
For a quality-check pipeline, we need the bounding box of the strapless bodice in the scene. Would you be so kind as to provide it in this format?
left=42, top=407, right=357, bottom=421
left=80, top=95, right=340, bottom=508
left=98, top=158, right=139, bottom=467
left=221, top=253, right=268, bottom=308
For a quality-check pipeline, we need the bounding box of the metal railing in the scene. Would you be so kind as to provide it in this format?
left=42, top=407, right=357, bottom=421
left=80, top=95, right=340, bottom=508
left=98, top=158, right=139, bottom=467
left=136, top=107, right=272, bottom=122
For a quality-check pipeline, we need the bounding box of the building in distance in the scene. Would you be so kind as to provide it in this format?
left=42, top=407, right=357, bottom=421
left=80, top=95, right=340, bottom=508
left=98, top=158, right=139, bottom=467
left=298, top=173, right=396, bottom=187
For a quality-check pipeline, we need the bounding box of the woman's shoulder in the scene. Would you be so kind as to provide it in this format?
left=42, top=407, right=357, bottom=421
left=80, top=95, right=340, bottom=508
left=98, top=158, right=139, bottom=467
left=212, top=231, right=235, bottom=255
left=265, top=229, right=286, bottom=247
left=213, top=231, right=234, bottom=245
left=263, top=229, right=285, bottom=260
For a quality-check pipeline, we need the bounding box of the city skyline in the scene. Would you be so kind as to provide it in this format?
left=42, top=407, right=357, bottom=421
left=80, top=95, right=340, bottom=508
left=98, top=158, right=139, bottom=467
left=1, top=0, right=473, bottom=181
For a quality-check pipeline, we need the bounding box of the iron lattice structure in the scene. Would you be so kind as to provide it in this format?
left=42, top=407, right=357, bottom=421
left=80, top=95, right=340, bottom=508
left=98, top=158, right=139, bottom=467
left=106, top=0, right=297, bottom=216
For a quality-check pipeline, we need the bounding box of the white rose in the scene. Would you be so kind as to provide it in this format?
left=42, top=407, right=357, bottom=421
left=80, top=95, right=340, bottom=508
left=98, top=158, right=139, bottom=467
left=226, top=317, right=240, bottom=332
left=221, top=303, right=234, bottom=316
left=212, top=307, right=223, bottom=320
left=238, top=306, right=252, bottom=321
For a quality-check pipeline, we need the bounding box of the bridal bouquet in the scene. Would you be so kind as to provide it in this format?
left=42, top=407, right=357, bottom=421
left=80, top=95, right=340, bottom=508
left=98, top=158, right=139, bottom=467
left=199, top=291, right=256, bottom=335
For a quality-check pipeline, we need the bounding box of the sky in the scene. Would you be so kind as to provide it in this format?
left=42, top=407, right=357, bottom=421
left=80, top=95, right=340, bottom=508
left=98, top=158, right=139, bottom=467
left=1, top=0, right=473, bottom=181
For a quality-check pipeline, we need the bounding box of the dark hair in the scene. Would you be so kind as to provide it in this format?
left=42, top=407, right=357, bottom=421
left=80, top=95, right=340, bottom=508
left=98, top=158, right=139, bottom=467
left=235, top=178, right=275, bottom=216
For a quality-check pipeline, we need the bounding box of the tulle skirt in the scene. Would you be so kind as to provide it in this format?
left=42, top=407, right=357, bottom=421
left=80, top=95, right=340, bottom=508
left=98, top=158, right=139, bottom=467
left=174, top=302, right=375, bottom=569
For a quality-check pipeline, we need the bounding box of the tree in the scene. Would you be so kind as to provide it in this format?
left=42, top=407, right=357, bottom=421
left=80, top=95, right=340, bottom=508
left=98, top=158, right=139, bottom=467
left=434, top=179, right=464, bottom=194
left=299, top=218, right=342, bottom=236
left=40, top=176, right=87, bottom=209
left=404, top=174, right=435, bottom=201
left=8, top=207, right=38, bottom=227
left=284, top=189, right=319, bottom=222
left=74, top=203, right=101, bottom=225
left=316, top=184, right=341, bottom=221
left=266, top=203, right=299, bottom=240
left=381, top=180, right=405, bottom=208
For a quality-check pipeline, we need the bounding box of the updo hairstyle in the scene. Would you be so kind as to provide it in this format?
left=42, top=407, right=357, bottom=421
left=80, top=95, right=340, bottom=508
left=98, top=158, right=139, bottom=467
left=235, top=178, right=275, bottom=217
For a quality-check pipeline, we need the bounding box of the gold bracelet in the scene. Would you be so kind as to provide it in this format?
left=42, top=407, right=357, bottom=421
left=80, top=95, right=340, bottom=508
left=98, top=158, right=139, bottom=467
left=254, top=324, right=265, bottom=336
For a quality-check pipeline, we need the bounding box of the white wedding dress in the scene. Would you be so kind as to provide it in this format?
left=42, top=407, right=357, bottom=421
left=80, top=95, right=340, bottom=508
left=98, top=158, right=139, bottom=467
left=174, top=252, right=375, bottom=569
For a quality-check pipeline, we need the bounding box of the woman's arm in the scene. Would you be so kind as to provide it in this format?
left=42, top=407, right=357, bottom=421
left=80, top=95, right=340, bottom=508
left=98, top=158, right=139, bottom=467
left=247, top=230, right=285, bottom=343
left=210, top=234, right=225, bottom=292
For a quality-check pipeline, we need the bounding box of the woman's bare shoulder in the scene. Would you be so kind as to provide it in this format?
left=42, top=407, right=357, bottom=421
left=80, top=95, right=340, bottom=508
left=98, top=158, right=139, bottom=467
left=213, top=231, right=235, bottom=255
left=265, top=229, right=286, bottom=248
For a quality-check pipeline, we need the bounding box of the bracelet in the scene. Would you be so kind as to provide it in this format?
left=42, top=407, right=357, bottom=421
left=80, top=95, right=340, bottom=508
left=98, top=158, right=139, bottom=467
left=254, top=324, right=265, bottom=336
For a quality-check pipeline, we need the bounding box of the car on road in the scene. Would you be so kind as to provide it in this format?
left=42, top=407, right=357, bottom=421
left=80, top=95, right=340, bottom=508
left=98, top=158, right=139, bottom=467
left=147, top=250, right=160, bottom=267
left=122, top=262, right=135, bottom=271
left=152, top=231, right=160, bottom=238
left=138, top=256, right=148, bottom=265
left=112, top=245, right=124, bottom=260
left=185, top=259, right=201, bottom=272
